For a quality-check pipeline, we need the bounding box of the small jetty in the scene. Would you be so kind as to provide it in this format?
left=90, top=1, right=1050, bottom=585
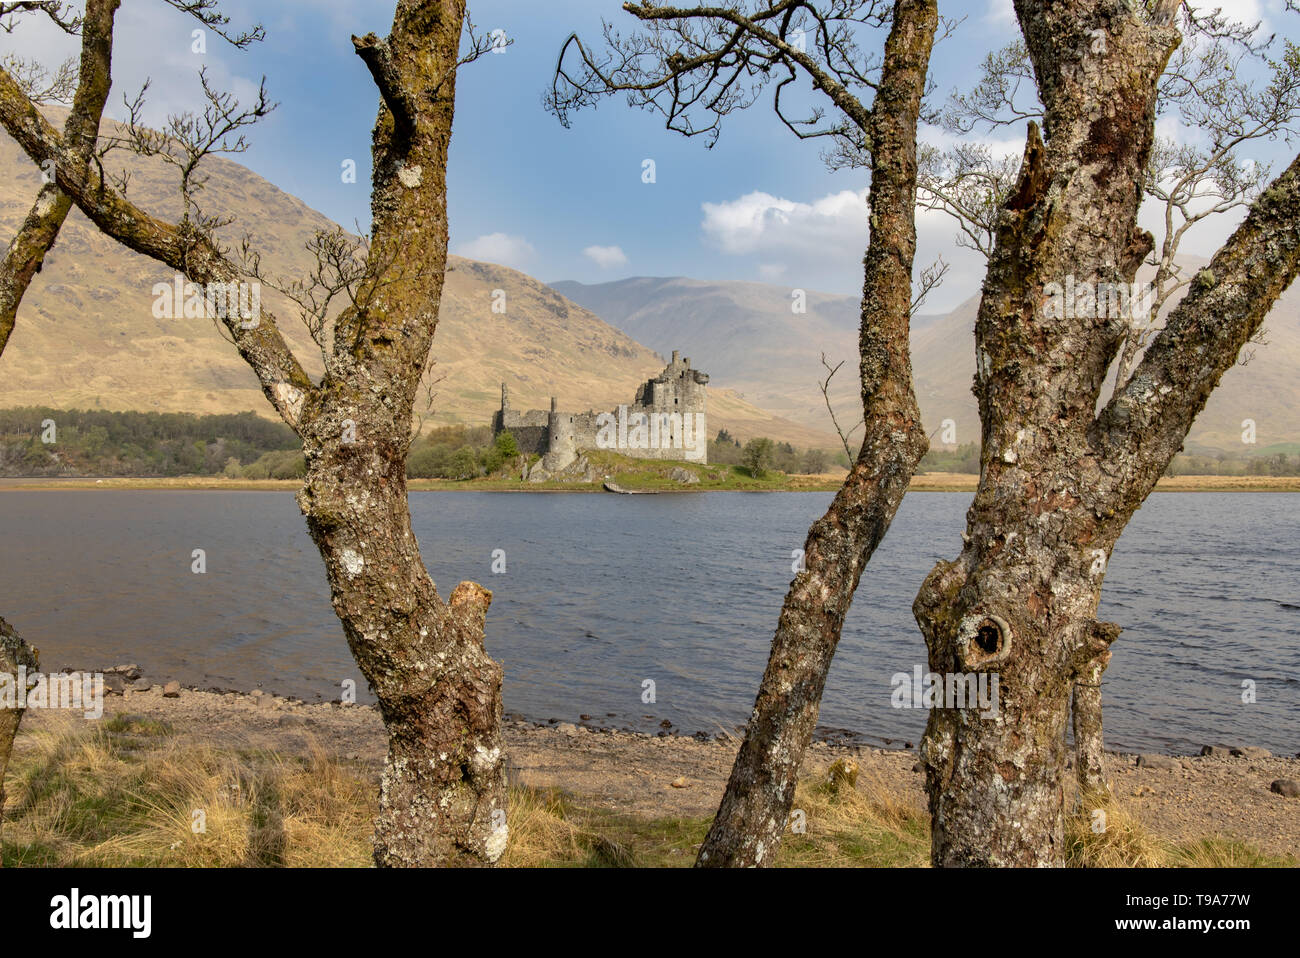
left=603, top=480, right=658, bottom=495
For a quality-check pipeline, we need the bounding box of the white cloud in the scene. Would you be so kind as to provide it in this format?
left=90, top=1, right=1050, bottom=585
left=699, top=187, right=989, bottom=311
left=455, top=232, right=536, bottom=268
left=0, top=4, right=265, bottom=131
left=920, top=124, right=1026, bottom=160
left=1208, top=0, right=1269, bottom=33
left=701, top=189, right=869, bottom=257
left=985, top=0, right=1014, bottom=25
left=583, top=245, right=628, bottom=269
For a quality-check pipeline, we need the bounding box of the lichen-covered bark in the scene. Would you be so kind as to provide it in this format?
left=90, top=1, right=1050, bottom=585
left=915, top=0, right=1300, bottom=866
left=696, top=0, right=936, bottom=868
left=0, top=616, right=38, bottom=865
left=0, top=0, right=507, bottom=866
left=291, top=0, right=506, bottom=865
left=298, top=430, right=505, bottom=865
left=1073, top=650, right=1109, bottom=801
left=0, top=0, right=118, bottom=354
left=0, top=5, right=118, bottom=865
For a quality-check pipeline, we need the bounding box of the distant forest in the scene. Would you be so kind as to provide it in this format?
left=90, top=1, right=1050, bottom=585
left=0, top=409, right=838, bottom=479
left=2, top=408, right=1297, bottom=479
left=0, top=407, right=302, bottom=478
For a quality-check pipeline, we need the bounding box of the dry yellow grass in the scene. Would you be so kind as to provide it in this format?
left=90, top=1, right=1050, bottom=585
left=1065, top=798, right=1170, bottom=867
left=3, top=713, right=374, bottom=867
left=1063, top=795, right=1295, bottom=868
left=3, top=717, right=1292, bottom=867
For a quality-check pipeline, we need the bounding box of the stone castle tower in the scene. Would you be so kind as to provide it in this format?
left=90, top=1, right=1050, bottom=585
left=494, top=350, right=709, bottom=469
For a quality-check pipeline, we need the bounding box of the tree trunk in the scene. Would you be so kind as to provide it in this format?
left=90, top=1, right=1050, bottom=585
left=915, top=552, right=1122, bottom=865
left=912, top=0, right=1181, bottom=867
left=0, top=0, right=510, bottom=865
left=697, top=0, right=937, bottom=868
left=0, top=0, right=117, bottom=867
left=0, top=617, right=38, bottom=864
left=915, top=0, right=1300, bottom=866
left=297, top=428, right=506, bottom=865
left=0, top=0, right=118, bottom=354
left=293, top=0, right=508, bottom=866
left=1073, top=650, right=1110, bottom=802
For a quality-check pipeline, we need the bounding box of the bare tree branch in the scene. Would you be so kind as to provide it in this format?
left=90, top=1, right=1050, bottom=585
left=910, top=254, right=948, bottom=315
left=160, top=0, right=264, bottom=49
left=0, top=0, right=116, bottom=358
left=0, top=64, right=314, bottom=430
left=1095, top=150, right=1300, bottom=502
left=818, top=352, right=862, bottom=462
left=548, top=1, right=889, bottom=148
left=0, top=1, right=79, bottom=34
left=0, top=53, right=76, bottom=104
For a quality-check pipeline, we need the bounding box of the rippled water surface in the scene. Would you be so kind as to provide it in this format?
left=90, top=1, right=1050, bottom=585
left=1, top=490, right=1295, bottom=754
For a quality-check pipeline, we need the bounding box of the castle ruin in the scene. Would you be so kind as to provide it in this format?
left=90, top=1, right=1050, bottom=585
left=493, top=350, right=709, bottom=472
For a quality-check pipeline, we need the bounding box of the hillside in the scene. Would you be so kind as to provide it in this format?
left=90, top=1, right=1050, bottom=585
left=555, top=266, right=1300, bottom=453
left=551, top=276, right=865, bottom=432
left=0, top=112, right=833, bottom=452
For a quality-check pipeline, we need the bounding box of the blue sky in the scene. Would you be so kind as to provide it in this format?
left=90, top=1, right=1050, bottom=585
left=2, top=0, right=1295, bottom=311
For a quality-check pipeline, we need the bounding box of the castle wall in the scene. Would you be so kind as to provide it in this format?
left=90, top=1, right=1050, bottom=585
left=495, top=350, right=710, bottom=465
left=497, top=409, right=549, bottom=456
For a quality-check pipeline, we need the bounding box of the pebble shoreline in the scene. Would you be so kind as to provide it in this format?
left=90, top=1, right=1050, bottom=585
left=87, top=665, right=1296, bottom=764
left=17, top=669, right=1299, bottom=857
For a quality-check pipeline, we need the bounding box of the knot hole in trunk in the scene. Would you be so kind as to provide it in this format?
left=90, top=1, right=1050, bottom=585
left=975, top=621, right=1002, bottom=655
left=962, top=613, right=1011, bottom=669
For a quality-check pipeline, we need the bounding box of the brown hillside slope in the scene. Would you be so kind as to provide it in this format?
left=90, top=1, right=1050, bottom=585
left=0, top=112, right=833, bottom=451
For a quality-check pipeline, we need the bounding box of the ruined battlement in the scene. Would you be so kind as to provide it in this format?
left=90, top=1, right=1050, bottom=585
left=494, top=351, right=709, bottom=470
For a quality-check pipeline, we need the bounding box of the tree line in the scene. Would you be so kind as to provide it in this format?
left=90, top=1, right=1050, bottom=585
left=8, top=410, right=1291, bottom=481
left=0, top=407, right=299, bottom=477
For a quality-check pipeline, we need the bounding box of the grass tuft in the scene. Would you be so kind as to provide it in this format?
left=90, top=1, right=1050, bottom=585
left=3, top=719, right=1293, bottom=867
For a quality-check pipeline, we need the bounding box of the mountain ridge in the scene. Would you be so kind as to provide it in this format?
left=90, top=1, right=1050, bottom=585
left=555, top=267, right=1300, bottom=453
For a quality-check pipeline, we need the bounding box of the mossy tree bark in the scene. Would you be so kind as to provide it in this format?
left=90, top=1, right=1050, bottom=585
left=0, top=0, right=509, bottom=866
left=914, top=0, right=1300, bottom=866
left=697, top=0, right=937, bottom=867
left=0, top=617, right=38, bottom=864
left=0, top=3, right=119, bottom=864
left=0, top=0, right=118, bottom=354
left=1073, top=650, right=1110, bottom=802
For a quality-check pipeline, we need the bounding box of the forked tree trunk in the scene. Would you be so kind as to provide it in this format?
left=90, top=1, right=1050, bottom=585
left=915, top=0, right=1300, bottom=866
left=298, top=417, right=507, bottom=865
left=292, top=0, right=508, bottom=866
left=0, top=0, right=118, bottom=867
left=0, top=617, right=38, bottom=864
left=0, top=0, right=509, bottom=865
left=697, top=0, right=937, bottom=868
left=912, top=0, right=1179, bottom=866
